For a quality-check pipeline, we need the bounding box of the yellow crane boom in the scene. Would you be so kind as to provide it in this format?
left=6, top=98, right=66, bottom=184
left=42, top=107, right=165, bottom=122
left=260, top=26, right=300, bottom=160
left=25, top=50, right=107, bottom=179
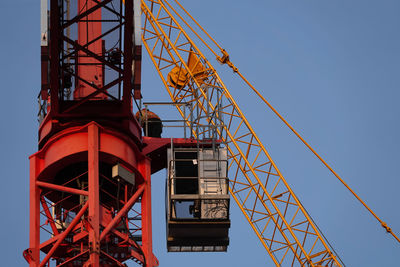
left=168, top=0, right=400, bottom=245
left=140, top=0, right=399, bottom=266
left=141, top=1, right=340, bottom=265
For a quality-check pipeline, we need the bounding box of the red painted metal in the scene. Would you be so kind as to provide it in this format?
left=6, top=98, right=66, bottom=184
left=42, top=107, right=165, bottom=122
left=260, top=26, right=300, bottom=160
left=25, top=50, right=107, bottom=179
left=38, top=0, right=140, bottom=149
left=40, top=202, right=89, bottom=267
left=26, top=0, right=160, bottom=265
left=88, top=124, right=100, bottom=265
left=28, top=155, right=40, bottom=265
left=139, top=158, right=156, bottom=266
left=123, top=0, right=134, bottom=111
left=36, top=181, right=89, bottom=196
left=74, top=0, right=104, bottom=99
left=27, top=1, right=198, bottom=266
left=40, top=196, right=60, bottom=236
left=26, top=122, right=159, bottom=266
left=100, top=184, right=145, bottom=241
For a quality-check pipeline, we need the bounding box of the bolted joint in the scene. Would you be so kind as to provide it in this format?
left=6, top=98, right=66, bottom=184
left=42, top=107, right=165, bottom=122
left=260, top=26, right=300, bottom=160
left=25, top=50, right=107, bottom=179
left=89, top=241, right=100, bottom=254
left=227, top=61, right=238, bottom=73
left=217, top=49, right=238, bottom=73
left=216, top=49, right=230, bottom=64
left=381, top=222, right=392, bottom=233
left=22, top=248, right=34, bottom=263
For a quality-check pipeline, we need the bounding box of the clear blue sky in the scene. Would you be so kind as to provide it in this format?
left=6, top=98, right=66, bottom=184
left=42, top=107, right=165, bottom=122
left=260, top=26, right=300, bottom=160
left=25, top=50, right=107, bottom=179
left=1, top=0, right=399, bottom=266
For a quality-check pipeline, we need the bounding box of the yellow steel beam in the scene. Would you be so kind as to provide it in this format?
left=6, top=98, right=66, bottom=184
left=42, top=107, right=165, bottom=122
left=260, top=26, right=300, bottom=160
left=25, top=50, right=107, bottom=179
left=170, top=0, right=399, bottom=246
left=141, top=0, right=343, bottom=266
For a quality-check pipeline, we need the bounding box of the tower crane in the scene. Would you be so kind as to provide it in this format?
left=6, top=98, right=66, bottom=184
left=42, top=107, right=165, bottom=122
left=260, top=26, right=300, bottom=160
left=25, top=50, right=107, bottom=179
left=24, top=0, right=399, bottom=266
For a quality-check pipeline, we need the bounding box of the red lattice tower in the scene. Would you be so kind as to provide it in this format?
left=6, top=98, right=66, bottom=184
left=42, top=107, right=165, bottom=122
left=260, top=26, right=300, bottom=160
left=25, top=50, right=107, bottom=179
left=23, top=1, right=168, bottom=266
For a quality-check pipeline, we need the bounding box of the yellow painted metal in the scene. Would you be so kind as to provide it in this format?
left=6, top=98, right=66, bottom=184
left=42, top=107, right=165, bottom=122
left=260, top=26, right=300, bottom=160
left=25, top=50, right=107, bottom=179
left=141, top=0, right=344, bottom=266
left=167, top=51, right=206, bottom=88
left=167, top=66, right=188, bottom=88
left=167, top=0, right=400, bottom=246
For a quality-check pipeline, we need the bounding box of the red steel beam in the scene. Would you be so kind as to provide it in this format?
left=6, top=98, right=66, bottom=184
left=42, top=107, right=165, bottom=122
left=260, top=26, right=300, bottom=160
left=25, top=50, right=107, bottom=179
left=39, top=196, right=59, bottom=235
left=111, top=229, right=143, bottom=260
left=88, top=123, right=100, bottom=266
left=39, top=221, right=85, bottom=251
left=123, top=0, right=134, bottom=113
left=63, top=36, right=123, bottom=74
left=76, top=0, right=104, bottom=99
left=29, top=155, right=40, bottom=266
left=57, top=250, right=89, bottom=267
left=62, top=0, right=112, bottom=29
left=100, top=184, right=145, bottom=241
left=40, top=202, right=89, bottom=267
left=100, top=251, right=126, bottom=267
left=37, top=181, right=88, bottom=196
left=49, top=0, right=60, bottom=116
left=140, top=158, right=155, bottom=267
left=62, top=76, right=123, bottom=114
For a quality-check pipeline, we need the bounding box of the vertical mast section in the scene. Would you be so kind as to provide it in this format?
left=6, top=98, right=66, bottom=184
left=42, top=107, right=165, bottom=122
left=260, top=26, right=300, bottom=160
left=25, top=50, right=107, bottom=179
left=75, top=0, right=104, bottom=99
left=26, top=1, right=159, bottom=266
left=37, top=0, right=143, bottom=147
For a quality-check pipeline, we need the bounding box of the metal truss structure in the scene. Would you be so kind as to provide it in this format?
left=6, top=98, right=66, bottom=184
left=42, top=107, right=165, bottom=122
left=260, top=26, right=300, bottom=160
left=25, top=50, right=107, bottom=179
left=26, top=0, right=398, bottom=266
left=26, top=1, right=157, bottom=266
left=141, top=0, right=342, bottom=266
left=38, top=0, right=141, bottom=129
left=25, top=123, right=155, bottom=266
